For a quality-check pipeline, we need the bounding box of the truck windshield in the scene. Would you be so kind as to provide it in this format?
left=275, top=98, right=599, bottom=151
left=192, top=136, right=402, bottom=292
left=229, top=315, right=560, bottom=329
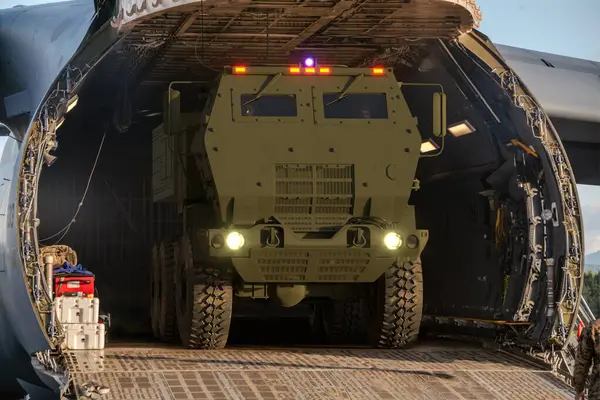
left=323, top=93, right=388, bottom=119
left=240, top=94, right=297, bottom=117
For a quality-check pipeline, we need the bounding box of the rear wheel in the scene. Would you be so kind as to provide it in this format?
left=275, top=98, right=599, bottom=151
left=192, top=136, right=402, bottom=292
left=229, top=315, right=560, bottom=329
left=322, top=298, right=367, bottom=345
left=368, top=258, right=423, bottom=348
left=175, top=234, right=233, bottom=349
left=150, top=244, right=161, bottom=340
left=158, top=241, right=178, bottom=342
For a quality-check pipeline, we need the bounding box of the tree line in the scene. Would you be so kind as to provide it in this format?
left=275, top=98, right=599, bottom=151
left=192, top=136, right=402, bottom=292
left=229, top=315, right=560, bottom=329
left=583, top=271, right=600, bottom=318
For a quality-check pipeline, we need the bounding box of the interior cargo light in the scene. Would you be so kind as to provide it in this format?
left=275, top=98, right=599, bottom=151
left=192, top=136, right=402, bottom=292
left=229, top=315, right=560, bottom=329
left=56, top=117, right=65, bottom=130
left=420, top=139, right=439, bottom=154
left=372, top=67, right=385, bottom=75
left=319, top=67, right=331, bottom=74
left=305, top=67, right=316, bottom=74
left=66, top=95, right=79, bottom=113
left=304, top=57, right=315, bottom=67
left=233, top=66, right=247, bottom=74
left=289, top=67, right=301, bottom=73
left=448, top=119, right=475, bottom=137
left=384, top=232, right=403, bottom=250
left=226, top=231, right=245, bottom=250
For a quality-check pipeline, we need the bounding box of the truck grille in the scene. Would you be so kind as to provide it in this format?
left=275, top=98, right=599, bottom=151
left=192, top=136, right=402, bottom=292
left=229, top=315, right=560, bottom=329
left=274, top=164, right=354, bottom=231
left=256, top=250, right=370, bottom=281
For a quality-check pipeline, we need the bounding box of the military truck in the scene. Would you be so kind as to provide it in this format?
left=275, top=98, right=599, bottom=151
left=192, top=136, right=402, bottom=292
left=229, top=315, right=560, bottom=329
left=150, top=63, right=446, bottom=349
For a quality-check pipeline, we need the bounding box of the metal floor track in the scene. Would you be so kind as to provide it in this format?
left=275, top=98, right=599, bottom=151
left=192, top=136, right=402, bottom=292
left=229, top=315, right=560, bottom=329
left=65, top=342, right=575, bottom=400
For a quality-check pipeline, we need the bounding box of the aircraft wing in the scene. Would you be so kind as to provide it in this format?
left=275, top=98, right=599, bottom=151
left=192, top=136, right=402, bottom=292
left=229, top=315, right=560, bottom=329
left=496, top=44, right=600, bottom=124
left=496, top=44, right=600, bottom=184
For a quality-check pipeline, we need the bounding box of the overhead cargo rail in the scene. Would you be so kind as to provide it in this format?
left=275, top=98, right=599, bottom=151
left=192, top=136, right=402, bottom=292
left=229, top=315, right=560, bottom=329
left=108, top=0, right=482, bottom=85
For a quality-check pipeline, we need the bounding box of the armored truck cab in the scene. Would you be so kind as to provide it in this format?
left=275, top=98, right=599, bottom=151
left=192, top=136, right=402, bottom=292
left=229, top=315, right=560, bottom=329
left=152, top=65, right=446, bottom=349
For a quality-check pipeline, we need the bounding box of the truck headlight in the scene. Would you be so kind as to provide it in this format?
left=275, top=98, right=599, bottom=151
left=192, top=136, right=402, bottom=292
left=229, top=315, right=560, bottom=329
left=226, top=231, right=245, bottom=250
left=384, top=232, right=402, bottom=250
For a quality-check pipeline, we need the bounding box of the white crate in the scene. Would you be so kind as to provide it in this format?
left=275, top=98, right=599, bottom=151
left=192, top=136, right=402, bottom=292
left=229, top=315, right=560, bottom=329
left=65, top=323, right=106, bottom=350
left=54, top=297, right=100, bottom=324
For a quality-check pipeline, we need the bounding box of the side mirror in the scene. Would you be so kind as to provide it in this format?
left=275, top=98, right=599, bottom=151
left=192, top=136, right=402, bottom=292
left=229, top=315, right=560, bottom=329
left=432, top=92, right=447, bottom=137
left=163, top=89, right=181, bottom=136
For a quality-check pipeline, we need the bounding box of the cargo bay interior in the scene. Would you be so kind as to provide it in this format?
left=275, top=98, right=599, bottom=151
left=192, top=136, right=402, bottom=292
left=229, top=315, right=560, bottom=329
left=33, top=27, right=564, bottom=348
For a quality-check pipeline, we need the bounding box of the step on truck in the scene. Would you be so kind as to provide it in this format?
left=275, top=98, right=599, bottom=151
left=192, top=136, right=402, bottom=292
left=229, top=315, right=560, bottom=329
left=150, top=63, right=447, bottom=349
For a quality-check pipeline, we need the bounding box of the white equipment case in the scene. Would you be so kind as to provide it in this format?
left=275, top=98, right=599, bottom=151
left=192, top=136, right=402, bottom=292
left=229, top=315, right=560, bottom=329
left=65, top=323, right=106, bottom=350
left=54, top=297, right=100, bottom=324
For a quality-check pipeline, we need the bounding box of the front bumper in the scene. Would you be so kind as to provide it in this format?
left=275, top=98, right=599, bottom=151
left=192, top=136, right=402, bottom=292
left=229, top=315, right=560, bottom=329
left=199, top=223, right=428, bottom=283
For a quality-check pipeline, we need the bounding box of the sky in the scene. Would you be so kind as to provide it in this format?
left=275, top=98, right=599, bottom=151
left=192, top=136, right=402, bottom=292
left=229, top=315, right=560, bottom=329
left=478, top=0, right=600, bottom=62
left=1, top=0, right=600, bottom=252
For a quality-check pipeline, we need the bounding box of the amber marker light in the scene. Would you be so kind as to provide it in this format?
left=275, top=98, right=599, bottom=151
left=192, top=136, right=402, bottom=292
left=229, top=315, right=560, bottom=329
left=319, top=67, right=331, bottom=74
left=289, top=67, right=301, bottom=73
left=372, top=67, right=385, bottom=75
left=305, top=67, right=316, bottom=74
left=233, top=66, right=247, bottom=74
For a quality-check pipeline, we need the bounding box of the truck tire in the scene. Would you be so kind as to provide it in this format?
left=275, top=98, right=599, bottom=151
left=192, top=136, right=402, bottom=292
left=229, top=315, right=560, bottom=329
left=308, top=303, right=324, bottom=338
left=158, top=241, right=178, bottom=342
left=176, top=234, right=233, bottom=349
left=150, top=244, right=161, bottom=340
left=369, top=258, right=423, bottom=348
left=322, top=298, right=367, bottom=344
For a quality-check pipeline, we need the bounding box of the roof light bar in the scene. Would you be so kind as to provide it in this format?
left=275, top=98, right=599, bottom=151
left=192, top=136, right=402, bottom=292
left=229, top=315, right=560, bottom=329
left=289, top=65, right=331, bottom=74
left=232, top=65, right=387, bottom=76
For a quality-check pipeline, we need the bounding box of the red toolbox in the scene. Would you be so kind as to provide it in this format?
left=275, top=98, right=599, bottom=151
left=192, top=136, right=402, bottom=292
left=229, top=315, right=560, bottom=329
left=54, top=275, right=95, bottom=297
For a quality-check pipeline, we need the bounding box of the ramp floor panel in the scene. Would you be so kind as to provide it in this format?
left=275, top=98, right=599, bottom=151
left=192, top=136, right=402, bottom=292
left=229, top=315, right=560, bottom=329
left=65, top=343, right=575, bottom=399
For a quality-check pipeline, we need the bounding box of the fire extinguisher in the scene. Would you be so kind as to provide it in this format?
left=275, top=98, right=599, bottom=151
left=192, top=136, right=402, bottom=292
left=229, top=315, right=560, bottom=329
left=578, top=321, right=585, bottom=339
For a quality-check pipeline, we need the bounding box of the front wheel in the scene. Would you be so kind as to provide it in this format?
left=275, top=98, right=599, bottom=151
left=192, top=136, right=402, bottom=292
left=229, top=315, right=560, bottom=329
left=368, top=258, right=424, bottom=348
left=175, top=234, right=233, bottom=349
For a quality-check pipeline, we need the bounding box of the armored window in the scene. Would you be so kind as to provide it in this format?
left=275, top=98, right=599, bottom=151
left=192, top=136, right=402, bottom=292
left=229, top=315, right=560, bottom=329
left=240, top=94, right=298, bottom=117
left=323, top=93, right=388, bottom=119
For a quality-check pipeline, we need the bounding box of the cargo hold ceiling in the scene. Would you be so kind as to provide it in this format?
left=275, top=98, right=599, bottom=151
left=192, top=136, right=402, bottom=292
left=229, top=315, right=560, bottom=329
left=101, top=0, right=481, bottom=87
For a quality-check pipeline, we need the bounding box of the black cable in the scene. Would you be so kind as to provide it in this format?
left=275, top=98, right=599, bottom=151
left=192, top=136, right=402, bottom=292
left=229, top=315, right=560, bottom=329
left=40, top=127, right=107, bottom=244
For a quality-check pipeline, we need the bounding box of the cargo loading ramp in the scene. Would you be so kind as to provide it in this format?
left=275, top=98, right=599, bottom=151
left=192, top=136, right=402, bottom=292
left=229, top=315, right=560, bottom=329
left=64, top=341, right=574, bottom=399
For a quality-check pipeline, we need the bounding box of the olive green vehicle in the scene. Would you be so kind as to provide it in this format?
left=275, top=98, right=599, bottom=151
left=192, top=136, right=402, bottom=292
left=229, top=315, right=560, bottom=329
left=151, top=65, right=446, bottom=350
